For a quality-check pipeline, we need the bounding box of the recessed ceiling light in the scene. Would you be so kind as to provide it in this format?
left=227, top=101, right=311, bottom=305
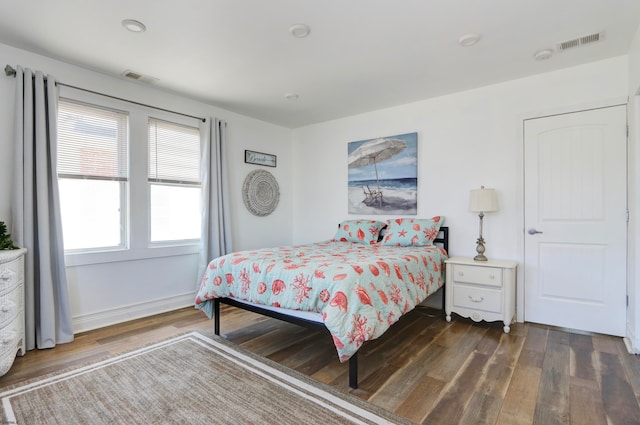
left=534, top=49, right=554, bottom=61
left=458, top=33, right=481, bottom=47
left=289, top=24, right=310, bottom=38
left=284, top=93, right=299, bottom=101
left=122, top=19, right=146, bottom=33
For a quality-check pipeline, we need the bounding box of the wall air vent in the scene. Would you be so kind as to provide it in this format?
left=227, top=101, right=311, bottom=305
left=557, top=32, right=603, bottom=52
left=120, top=70, right=158, bottom=84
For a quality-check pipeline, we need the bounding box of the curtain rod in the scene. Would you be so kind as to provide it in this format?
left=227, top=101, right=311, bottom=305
left=4, top=64, right=206, bottom=122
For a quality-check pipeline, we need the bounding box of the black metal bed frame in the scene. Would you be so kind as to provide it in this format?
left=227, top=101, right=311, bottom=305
left=213, top=226, right=449, bottom=389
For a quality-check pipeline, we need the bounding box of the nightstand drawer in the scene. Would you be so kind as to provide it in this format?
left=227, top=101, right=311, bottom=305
left=452, top=264, right=502, bottom=287
left=453, top=284, right=502, bottom=313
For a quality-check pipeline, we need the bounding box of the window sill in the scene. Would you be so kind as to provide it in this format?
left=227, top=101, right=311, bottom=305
left=64, top=244, right=200, bottom=267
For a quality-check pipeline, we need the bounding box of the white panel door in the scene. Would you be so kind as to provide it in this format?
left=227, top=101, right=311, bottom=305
left=524, top=105, right=627, bottom=336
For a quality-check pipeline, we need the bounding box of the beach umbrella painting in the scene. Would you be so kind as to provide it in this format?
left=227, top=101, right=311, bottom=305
left=348, top=137, right=407, bottom=194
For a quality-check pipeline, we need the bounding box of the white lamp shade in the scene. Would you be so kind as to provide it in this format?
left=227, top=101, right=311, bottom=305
left=469, top=187, right=498, bottom=213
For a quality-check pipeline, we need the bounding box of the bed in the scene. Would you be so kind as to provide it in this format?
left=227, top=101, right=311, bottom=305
left=195, top=217, right=449, bottom=389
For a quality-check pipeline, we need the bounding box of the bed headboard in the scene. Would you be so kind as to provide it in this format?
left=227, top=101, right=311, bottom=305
left=434, top=226, right=449, bottom=253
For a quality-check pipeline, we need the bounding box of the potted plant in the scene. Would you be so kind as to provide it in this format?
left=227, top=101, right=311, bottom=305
left=0, top=222, right=17, bottom=250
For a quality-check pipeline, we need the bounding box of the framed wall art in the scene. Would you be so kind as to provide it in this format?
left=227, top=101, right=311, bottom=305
left=347, top=132, right=417, bottom=215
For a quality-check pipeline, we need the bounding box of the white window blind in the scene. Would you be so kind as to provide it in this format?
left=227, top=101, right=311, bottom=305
left=57, top=99, right=128, bottom=181
left=148, top=118, right=200, bottom=185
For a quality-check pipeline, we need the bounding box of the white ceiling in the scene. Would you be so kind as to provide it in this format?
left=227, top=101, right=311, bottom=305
left=1, top=0, right=639, bottom=128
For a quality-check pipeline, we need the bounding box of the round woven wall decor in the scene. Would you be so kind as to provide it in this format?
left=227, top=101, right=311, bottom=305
left=242, top=170, right=280, bottom=216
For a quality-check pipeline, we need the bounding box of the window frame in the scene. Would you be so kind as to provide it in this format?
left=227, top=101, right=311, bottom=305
left=57, top=97, right=130, bottom=253
left=59, top=87, right=203, bottom=267
left=147, top=116, right=202, bottom=246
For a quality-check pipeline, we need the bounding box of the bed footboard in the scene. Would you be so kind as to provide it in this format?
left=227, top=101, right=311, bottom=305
left=213, top=297, right=359, bottom=389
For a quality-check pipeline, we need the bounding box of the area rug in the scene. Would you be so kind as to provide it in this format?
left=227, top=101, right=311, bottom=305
left=0, top=332, right=413, bottom=424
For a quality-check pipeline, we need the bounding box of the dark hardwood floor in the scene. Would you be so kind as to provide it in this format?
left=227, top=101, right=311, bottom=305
left=1, top=306, right=639, bottom=425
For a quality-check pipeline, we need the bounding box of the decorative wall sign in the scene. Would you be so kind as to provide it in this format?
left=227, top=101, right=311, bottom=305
left=245, top=150, right=277, bottom=167
left=242, top=170, right=280, bottom=216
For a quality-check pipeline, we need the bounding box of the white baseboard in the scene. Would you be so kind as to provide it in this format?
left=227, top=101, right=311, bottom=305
left=72, top=292, right=196, bottom=334
left=623, top=338, right=639, bottom=355
left=624, top=322, right=640, bottom=355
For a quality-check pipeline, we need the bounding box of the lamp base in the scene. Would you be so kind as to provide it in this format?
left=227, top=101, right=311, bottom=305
left=474, top=237, right=488, bottom=261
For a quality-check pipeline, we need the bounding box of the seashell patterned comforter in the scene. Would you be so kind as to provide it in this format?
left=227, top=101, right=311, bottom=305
left=195, top=240, right=447, bottom=361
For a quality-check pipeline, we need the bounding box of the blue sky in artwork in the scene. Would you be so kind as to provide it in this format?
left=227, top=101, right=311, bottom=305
left=348, top=132, right=417, bottom=181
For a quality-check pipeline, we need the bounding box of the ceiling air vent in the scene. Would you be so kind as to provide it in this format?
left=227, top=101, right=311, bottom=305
left=580, top=32, right=601, bottom=45
left=120, top=69, right=158, bottom=84
left=557, top=32, right=603, bottom=52
left=558, top=38, right=580, bottom=51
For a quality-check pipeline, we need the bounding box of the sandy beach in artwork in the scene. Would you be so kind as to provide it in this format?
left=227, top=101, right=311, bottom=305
left=348, top=185, right=417, bottom=215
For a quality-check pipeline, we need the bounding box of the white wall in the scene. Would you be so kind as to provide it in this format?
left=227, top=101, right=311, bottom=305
left=291, top=56, right=629, bottom=323
left=627, top=24, right=640, bottom=353
left=0, top=42, right=293, bottom=332
left=1, top=40, right=637, bottom=341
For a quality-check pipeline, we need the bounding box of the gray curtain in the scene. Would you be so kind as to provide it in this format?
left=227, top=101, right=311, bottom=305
left=11, top=66, right=74, bottom=350
left=198, top=118, right=233, bottom=284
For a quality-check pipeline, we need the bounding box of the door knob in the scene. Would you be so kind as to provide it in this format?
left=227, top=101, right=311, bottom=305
left=528, top=228, right=543, bottom=235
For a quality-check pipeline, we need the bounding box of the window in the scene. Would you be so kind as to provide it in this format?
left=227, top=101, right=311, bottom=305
left=56, top=90, right=203, bottom=259
left=148, top=118, right=201, bottom=242
left=57, top=99, right=128, bottom=251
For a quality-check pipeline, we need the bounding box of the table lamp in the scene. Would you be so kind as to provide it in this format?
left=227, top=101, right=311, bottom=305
left=469, top=186, right=498, bottom=261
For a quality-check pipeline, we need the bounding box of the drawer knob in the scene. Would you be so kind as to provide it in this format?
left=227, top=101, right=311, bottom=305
left=468, top=295, right=484, bottom=303
left=0, top=332, right=15, bottom=345
left=489, top=275, right=495, bottom=280
left=0, top=302, right=14, bottom=313
left=458, top=271, right=464, bottom=277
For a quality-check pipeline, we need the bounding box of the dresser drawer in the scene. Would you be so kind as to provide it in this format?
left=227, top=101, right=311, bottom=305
left=0, top=284, right=22, bottom=327
left=0, top=255, right=24, bottom=290
left=453, top=284, right=502, bottom=314
left=452, top=264, right=502, bottom=287
left=0, top=249, right=25, bottom=376
left=0, top=315, right=23, bottom=357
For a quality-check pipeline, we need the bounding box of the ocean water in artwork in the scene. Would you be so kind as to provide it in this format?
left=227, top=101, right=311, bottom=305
left=348, top=132, right=417, bottom=215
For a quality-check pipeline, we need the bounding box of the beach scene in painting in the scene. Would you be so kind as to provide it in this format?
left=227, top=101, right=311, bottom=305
left=348, top=132, right=417, bottom=215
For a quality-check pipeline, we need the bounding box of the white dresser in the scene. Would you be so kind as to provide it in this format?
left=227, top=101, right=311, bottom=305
left=0, top=248, right=26, bottom=376
left=445, top=256, right=517, bottom=333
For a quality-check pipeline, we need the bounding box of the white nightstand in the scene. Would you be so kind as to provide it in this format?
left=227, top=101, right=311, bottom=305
left=445, top=257, right=517, bottom=333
